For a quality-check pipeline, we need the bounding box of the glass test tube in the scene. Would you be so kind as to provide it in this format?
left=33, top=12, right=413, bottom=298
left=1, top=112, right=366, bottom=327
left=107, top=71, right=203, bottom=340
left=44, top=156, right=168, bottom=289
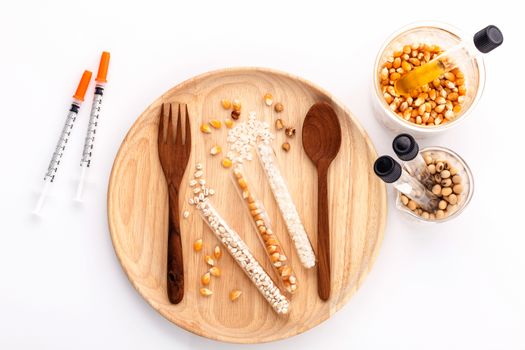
left=196, top=200, right=290, bottom=314
left=395, top=25, right=503, bottom=95
left=374, top=155, right=439, bottom=212
left=256, top=142, right=316, bottom=269
left=231, top=164, right=298, bottom=294
left=392, top=133, right=433, bottom=189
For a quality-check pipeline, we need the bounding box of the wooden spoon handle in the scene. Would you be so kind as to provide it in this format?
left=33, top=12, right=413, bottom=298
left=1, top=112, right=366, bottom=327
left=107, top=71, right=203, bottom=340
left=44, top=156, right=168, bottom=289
left=317, top=163, right=330, bottom=301
left=167, top=183, right=184, bottom=304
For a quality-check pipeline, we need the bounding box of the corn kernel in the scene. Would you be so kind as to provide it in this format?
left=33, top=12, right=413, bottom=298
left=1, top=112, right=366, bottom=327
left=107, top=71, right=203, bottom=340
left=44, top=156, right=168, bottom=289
left=200, top=288, right=213, bottom=296
left=200, top=124, right=211, bottom=134
left=221, top=158, right=232, bottom=168
left=221, top=99, right=231, bottom=109
left=210, top=145, right=222, bottom=156
left=193, top=239, right=203, bottom=252
left=209, top=119, right=221, bottom=129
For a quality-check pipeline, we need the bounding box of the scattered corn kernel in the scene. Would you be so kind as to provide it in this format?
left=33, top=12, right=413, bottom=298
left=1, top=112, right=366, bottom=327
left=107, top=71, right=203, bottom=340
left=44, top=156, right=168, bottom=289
left=285, top=127, right=296, bottom=137
left=204, top=255, right=215, bottom=266
left=221, top=99, right=232, bottom=109
left=200, top=123, right=211, bottom=134
left=200, top=288, right=213, bottom=296
left=193, top=239, right=203, bottom=252
left=282, top=142, right=290, bottom=152
left=183, top=210, right=189, bottom=219
left=224, top=118, right=234, bottom=128
left=214, top=245, right=221, bottom=259
left=264, top=93, right=273, bottom=106
left=201, top=272, right=211, bottom=285
left=232, top=99, right=241, bottom=111
left=209, top=266, right=221, bottom=277
left=221, top=158, right=232, bottom=168
left=274, top=102, right=284, bottom=113
left=210, top=145, right=222, bottom=156
left=209, top=119, right=222, bottom=129
left=275, top=118, right=284, bottom=130
left=229, top=290, right=242, bottom=301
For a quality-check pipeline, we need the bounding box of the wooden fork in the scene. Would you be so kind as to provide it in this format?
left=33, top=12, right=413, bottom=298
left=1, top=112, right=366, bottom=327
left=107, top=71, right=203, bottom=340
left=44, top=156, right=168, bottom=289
left=157, top=103, right=191, bottom=304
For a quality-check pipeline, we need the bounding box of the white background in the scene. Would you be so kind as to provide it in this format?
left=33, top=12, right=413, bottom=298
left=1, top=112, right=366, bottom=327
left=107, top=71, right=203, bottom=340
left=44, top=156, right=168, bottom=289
left=1, top=0, right=524, bottom=349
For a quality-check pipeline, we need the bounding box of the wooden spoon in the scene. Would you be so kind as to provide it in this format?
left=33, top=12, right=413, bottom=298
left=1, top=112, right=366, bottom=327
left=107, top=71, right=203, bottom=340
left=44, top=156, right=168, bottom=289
left=302, top=102, right=342, bottom=301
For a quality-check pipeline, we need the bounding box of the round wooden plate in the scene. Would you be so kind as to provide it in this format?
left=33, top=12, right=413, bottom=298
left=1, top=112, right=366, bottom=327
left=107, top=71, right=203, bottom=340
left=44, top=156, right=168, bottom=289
left=107, top=67, right=387, bottom=343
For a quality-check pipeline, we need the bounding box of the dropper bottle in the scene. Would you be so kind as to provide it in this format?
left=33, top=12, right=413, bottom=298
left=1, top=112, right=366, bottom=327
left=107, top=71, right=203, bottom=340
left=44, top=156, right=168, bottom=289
left=395, top=25, right=503, bottom=95
left=392, top=134, right=433, bottom=189
left=374, top=155, right=439, bottom=212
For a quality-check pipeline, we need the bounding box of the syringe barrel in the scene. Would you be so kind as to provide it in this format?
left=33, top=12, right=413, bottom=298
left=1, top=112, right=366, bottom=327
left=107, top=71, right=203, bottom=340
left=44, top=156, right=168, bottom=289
left=44, top=101, right=81, bottom=182
left=80, top=85, right=104, bottom=167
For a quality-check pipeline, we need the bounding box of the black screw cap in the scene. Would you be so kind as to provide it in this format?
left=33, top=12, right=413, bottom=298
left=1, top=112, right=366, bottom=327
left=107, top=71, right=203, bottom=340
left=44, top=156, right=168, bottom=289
left=474, top=25, right=503, bottom=53
left=374, top=155, right=402, bottom=183
left=392, top=133, right=419, bottom=161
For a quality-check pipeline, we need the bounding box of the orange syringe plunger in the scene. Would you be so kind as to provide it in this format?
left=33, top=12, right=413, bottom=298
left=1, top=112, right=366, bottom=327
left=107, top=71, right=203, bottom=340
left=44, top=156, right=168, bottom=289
left=73, top=70, right=92, bottom=102
left=95, top=51, right=110, bottom=83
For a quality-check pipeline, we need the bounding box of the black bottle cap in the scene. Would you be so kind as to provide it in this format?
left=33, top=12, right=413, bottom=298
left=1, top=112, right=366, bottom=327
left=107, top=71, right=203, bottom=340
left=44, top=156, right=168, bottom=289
left=374, top=156, right=402, bottom=183
left=474, top=25, right=503, bottom=53
left=392, top=133, right=419, bottom=161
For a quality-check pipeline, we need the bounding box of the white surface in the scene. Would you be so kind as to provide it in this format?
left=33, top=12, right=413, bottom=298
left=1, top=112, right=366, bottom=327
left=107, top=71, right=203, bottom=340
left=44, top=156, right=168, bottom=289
left=1, top=0, right=524, bottom=349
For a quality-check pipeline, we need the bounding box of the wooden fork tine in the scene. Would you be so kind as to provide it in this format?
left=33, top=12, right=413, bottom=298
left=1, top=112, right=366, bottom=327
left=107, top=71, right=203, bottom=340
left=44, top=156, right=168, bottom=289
left=184, top=104, right=191, bottom=147
left=158, top=103, right=165, bottom=145
left=175, top=104, right=182, bottom=145
left=167, top=103, right=174, bottom=144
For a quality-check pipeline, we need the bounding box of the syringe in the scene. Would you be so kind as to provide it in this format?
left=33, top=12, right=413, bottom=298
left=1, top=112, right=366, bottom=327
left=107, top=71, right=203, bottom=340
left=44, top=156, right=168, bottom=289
left=34, top=70, right=92, bottom=215
left=74, top=52, right=110, bottom=202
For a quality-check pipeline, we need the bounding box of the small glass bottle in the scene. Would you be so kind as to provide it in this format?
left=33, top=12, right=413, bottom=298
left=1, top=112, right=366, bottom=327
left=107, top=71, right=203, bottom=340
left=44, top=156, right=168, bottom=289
left=374, top=155, right=439, bottom=212
left=395, top=25, right=503, bottom=95
left=392, top=133, right=433, bottom=189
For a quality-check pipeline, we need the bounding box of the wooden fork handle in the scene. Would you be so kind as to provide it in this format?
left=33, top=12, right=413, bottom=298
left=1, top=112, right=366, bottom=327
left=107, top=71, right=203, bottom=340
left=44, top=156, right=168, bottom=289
left=317, top=162, right=330, bottom=301
left=167, top=183, right=184, bottom=304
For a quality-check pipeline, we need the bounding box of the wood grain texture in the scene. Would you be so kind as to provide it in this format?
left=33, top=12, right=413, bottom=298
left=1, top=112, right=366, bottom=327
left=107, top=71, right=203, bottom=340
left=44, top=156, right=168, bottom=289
left=107, top=67, right=387, bottom=343
left=303, top=102, right=342, bottom=301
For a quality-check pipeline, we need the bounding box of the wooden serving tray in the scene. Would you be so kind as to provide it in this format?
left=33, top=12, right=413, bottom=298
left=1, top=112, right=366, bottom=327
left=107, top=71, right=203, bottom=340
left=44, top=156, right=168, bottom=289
left=107, top=67, right=386, bottom=343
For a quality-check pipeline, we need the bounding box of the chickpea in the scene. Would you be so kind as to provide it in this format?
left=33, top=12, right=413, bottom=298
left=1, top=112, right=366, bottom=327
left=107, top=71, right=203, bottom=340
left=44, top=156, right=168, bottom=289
left=440, top=170, right=451, bottom=179
left=436, top=162, right=445, bottom=172
left=432, top=184, right=442, bottom=195
left=453, top=184, right=463, bottom=194
left=436, top=210, right=445, bottom=219
left=452, top=175, right=462, bottom=184
left=401, top=195, right=409, bottom=205
left=438, top=200, right=447, bottom=210
left=407, top=200, right=417, bottom=211
left=447, top=193, right=458, bottom=205
left=441, top=187, right=453, bottom=196
left=428, top=164, right=436, bottom=174
left=441, top=178, right=452, bottom=187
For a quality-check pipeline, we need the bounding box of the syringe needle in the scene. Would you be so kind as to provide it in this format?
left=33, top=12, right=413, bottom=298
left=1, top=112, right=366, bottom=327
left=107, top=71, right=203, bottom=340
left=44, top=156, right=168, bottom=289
left=33, top=70, right=92, bottom=215
left=75, top=52, right=110, bottom=202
